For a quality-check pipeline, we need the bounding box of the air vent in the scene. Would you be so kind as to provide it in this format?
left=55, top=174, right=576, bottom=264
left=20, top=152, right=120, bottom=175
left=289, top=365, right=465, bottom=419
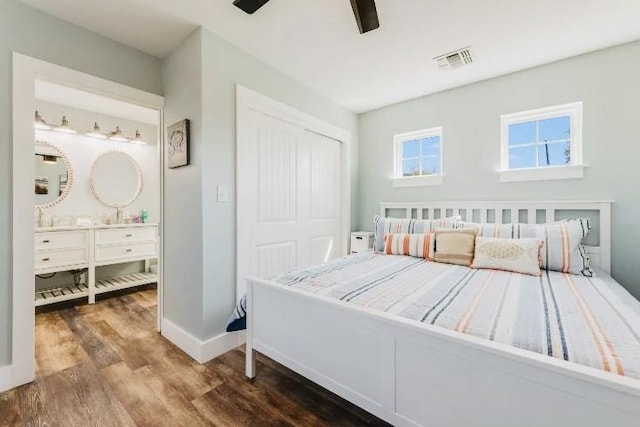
left=434, top=47, right=474, bottom=70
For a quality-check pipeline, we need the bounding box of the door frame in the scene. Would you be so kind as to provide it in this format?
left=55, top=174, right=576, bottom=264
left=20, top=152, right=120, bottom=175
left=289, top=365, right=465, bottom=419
left=236, top=84, right=352, bottom=301
left=11, top=52, right=165, bottom=389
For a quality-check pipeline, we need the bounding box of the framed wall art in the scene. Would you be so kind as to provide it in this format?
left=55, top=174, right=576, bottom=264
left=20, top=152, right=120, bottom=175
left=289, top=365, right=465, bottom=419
left=167, top=119, right=190, bottom=169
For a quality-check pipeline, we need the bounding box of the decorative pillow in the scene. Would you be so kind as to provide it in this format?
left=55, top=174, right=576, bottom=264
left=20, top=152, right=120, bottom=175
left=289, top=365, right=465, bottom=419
left=384, top=233, right=435, bottom=260
left=433, top=229, right=477, bottom=266
left=456, top=219, right=592, bottom=276
left=518, top=219, right=592, bottom=276
left=374, top=215, right=459, bottom=252
left=471, top=237, right=544, bottom=276
left=456, top=222, right=516, bottom=239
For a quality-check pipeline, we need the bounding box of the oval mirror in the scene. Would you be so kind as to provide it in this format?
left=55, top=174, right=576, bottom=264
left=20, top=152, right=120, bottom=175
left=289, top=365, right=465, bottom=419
left=89, top=151, right=142, bottom=208
left=35, top=141, right=73, bottom=209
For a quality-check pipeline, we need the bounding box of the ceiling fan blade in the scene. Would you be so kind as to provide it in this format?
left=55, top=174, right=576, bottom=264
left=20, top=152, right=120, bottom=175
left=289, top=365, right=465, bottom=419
left=233, top=0, right=271, bottom=14
left=350, top=0, right=380, bottom=34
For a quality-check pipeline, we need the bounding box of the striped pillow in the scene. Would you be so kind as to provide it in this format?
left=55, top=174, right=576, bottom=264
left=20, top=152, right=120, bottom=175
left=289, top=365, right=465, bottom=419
left=374, top=215, right=460, bottom=252
left=457, top=219, right=592, bottom=276
left=518, top=219, right=592, bottom=276
left=456, top=222, right=516, bottom=238
left=384, top=233, right=435, bottom=260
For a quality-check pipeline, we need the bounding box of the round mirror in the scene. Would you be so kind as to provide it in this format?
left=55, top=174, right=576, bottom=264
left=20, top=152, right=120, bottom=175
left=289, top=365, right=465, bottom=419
left=35, top=141, right=73, bottom=209
left=89, top=151, right=142, bottom=208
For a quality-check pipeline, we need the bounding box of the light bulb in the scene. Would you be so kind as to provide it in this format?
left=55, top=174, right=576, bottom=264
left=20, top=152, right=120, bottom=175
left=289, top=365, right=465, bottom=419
left=53, top=116, right=77, bottom=134
left=86, top=122, right=107, bottom=139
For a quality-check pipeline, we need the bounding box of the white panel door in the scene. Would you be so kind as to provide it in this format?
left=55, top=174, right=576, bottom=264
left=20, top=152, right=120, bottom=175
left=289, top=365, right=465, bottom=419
left=237, top=109, right=342, bottom=297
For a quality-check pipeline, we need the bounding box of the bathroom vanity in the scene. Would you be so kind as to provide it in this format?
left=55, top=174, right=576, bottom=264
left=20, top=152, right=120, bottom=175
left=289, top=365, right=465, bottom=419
left=35, top=224, right=158, bottom=306
left=34, top=139, right=160, bottom=307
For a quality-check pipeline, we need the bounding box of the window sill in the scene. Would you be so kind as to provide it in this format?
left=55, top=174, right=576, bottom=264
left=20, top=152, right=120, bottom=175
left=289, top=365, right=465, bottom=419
left=498, top=164, right=586, bottom=183
left=392, top=175, right=443, bottom=188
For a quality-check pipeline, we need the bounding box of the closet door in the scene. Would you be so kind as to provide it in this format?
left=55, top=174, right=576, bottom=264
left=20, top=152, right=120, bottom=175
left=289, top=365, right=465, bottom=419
left=237, top=109, right=343, bottom=297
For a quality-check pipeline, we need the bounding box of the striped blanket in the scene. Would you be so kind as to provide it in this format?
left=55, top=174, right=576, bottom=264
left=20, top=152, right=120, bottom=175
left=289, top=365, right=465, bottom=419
left=269, top=253, right=640, bottom=380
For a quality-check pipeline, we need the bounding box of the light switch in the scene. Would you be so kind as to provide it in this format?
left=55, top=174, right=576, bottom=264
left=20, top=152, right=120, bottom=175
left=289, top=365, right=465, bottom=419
left=217, top=185, right=229, bottom=202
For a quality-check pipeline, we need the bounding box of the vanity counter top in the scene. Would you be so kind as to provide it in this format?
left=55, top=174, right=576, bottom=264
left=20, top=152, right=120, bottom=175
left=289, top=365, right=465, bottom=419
left=36, top=223, right=158, bottom=232
left=94, top=223, right=158, bottom=229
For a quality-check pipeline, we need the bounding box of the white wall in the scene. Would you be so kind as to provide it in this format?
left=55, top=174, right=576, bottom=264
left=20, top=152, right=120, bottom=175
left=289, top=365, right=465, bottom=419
left=0, top=0, right=162, bottom=366
left=358, top=40, right=640, bottom=298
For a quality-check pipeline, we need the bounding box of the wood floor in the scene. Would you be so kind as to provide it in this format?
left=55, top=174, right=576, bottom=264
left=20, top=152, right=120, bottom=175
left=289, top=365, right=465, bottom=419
left=0, top=287, right=388, bottom=426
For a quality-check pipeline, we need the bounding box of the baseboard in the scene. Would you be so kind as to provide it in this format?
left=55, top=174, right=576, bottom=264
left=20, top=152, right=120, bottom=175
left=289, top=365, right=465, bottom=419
left=161, top=318, right=244, bottom=364
left=201, top=329, right=246, bottom=362
left=0, top=365, right=12, bottom=393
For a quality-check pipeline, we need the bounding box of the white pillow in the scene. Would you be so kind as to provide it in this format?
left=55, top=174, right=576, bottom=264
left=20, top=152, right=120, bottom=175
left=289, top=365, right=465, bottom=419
left=471, top=237, right=543, bottom=276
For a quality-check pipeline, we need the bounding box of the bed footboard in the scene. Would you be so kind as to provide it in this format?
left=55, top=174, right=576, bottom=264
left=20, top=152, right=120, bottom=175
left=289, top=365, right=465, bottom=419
left=245, top=277, right=640, bottom=427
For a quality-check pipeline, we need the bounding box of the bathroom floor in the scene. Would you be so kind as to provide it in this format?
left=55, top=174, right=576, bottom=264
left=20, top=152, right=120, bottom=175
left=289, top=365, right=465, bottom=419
left=0, top=287, right=387, bottom=426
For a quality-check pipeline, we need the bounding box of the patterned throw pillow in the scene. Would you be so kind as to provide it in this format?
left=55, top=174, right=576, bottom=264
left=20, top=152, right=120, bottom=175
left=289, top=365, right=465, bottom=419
left=457, top=219, right=592, bottom=276
left=471, top=237, right=544, bottom=276
left=518, top=219, right=592, bottom=276
left=374, top=215, right=460, bottom=252
left=384, top=233, right=435, bottom=260
left=433, top=229, right=477, bottom=266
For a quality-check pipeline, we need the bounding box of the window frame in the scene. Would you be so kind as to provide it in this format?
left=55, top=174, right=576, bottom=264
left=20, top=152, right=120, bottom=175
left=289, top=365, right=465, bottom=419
left=499, top=102, right=585, bottom=183
left=392, top=126, right=443, bottom=187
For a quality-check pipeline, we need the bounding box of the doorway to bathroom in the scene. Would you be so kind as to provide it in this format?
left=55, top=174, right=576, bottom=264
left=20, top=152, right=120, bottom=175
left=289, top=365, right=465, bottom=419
left=12, top=53, right=165, bottom=389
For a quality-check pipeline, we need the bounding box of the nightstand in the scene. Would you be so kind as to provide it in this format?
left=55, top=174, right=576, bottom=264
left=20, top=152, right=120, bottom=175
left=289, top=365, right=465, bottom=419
left=350, top=231, right=374, bottom=254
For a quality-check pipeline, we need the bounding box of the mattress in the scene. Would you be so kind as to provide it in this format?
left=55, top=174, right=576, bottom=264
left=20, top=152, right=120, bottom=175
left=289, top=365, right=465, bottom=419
left=272, top=252, right=640, bottom=380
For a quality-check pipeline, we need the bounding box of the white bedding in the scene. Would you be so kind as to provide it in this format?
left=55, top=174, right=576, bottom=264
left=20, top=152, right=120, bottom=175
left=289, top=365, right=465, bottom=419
left=273, top=252, right=640, bottom=380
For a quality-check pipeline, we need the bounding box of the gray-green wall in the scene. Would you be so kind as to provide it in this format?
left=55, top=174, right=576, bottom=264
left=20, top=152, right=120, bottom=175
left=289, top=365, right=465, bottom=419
left=161, top=29, right=205, bottom=338
left=161, top=28, right=359, bottom=340
left=0, top=0, right=162, bottom=365
left=359, top=40, right=640, bottom=297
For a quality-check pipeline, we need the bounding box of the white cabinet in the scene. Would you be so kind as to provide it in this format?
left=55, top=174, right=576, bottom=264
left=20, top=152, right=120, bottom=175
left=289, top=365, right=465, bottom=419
left=350, top=232, right=374, bottom=254
left=94, top=225, right=158, bottom=264
left=94, top=227, right=157, bottom=245
left=94, top=242, right=157, bottom=263
left=35, top=229, right=90, bottom=274
left=35, top=230, right=89, bottom=252
left=35, top=224, right=158, bottom=307
left=35, top=247, right=89, bottom=272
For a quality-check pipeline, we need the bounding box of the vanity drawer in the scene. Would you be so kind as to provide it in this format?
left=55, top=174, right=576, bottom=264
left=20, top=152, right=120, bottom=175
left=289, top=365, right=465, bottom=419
left=35, top=230, right=88, bottom=251
left=95, top=227, right=157, bottom=245
left=35, top=248, right=88, bottom=271
left=95, top=242, right=157, bottom=263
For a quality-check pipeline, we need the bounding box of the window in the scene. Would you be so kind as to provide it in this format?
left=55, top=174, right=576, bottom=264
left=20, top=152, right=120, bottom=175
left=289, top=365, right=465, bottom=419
left=500, top=102, right=584, bottom=182
left=393, top=127, right=443, bottom=187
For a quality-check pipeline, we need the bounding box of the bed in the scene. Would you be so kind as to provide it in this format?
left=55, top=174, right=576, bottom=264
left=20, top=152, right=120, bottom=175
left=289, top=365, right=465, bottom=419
left=244, top=201, right=640, bottom=427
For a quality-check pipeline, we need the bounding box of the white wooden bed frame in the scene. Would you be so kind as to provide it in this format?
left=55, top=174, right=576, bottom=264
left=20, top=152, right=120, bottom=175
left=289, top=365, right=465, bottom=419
left=245, top=201, right=640, bottom=427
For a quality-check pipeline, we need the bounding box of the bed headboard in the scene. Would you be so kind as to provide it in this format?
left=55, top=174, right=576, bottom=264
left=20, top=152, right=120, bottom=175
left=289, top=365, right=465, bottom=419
left=380, top=200, right=613, bottom=274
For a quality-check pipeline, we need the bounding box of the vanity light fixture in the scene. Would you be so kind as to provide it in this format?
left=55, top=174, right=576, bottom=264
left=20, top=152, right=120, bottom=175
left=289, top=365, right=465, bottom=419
left=131, top=130, right=146, bottom=144
left=34, top=110, right=52, bottom=130
left=53, top=116, right=77, bottom=134
left=107, top=126, right=130, bottom=142
left=42, top=154, right=58, bottom=165
left=86, top=122, right=107, bottom=139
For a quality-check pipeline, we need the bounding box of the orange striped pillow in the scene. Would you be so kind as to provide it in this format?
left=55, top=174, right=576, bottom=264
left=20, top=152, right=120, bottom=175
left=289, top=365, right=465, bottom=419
left=384, top=233, right=435, bottom=260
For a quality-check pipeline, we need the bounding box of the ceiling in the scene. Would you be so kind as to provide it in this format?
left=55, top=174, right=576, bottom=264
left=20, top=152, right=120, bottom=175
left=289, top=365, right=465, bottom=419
left=19, top=0, right=640, bottom=112
left=36, top=80, right=159, bottom=125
